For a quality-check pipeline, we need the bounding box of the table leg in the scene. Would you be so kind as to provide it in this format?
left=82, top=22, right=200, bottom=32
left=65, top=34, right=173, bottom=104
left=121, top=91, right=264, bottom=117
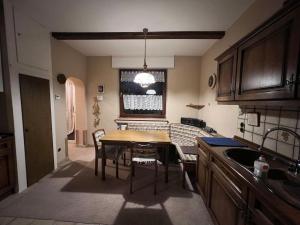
left=130, top=147, right=133, bottom=194
left=102, top=143, right=106, bottom=180
left=165, top=144, right=169, bottom=183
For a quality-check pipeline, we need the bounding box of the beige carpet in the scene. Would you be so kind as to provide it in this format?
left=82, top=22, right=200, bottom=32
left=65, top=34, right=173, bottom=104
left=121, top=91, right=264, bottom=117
left=0, top=145, right=213, bottom=225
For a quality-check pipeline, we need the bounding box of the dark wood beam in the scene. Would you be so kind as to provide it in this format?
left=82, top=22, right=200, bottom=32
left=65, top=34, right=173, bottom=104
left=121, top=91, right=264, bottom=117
left=52, top=31, right=225, bottom=40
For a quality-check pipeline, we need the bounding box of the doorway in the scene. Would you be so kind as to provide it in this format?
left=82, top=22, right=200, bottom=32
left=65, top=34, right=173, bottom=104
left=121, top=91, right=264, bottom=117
left=65, top=77, right=87, bottom=149
left=19, top=74, right=54, bottom=186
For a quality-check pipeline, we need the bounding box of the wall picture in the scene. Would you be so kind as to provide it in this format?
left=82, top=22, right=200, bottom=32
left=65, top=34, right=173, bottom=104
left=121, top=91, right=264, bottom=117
left=98, top=84, right=104, bottom=93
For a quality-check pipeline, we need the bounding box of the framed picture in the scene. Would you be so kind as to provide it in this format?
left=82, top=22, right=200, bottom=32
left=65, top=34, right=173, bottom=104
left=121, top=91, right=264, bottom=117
left=98, top=84, right=104, bottom=93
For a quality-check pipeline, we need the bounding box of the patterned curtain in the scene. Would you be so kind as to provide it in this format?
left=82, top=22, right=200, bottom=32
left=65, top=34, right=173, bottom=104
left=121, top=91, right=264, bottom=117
left=66, top=80, right=75, bottom=134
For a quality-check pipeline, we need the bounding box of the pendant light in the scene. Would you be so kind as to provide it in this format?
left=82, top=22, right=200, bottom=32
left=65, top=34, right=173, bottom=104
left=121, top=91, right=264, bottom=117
left=134, top=28, right=155, bottom=88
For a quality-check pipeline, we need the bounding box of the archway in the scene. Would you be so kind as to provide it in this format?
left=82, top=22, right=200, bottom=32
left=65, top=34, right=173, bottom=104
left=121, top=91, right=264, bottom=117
left=65, top=77, right=88, bottom=148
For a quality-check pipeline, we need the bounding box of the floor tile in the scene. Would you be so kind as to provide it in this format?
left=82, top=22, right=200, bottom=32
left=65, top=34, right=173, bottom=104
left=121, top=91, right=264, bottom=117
left=53, top=222, right=75, bottom=225
left=0, top=217, right=14, bottom=225
left=31, top=219, right=54, bottom=225
left=8, top=218, right=33, bottom=225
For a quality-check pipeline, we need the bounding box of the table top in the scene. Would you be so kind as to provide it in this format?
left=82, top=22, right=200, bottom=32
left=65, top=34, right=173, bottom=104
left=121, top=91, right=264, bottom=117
left=100, top=130, right=171, bottom=144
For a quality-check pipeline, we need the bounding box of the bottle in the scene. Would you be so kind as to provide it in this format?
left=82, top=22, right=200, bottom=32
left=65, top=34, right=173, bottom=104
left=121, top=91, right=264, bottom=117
left=254, top=155, right=269, bottom=179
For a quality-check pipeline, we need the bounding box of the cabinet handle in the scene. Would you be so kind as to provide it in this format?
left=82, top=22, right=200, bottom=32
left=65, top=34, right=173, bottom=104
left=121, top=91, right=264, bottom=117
left=286, top=74, right=299, bottom=86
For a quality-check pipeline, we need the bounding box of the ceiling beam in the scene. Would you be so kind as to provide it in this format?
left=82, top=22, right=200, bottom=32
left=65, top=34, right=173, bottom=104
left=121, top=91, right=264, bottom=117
left=52, top=31, right=225, bottom=40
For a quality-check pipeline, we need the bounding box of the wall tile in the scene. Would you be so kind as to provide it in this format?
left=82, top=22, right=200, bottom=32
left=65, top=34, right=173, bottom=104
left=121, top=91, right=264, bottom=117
left=256, top=109, right=266, bottom=122
left=279, top=111, right=297, bottom=128
left=264, top=123, right=278, bottom=139
left=244, top=131, right=253, bottom=142
left=264, top=138, right=276, bottom=152
left=277, top=141, right=294, bottom=158
left=237, top=107, right=300, bottom=160
left=253, top=134, right=263, bottom=146
left=253, top=122, right=265, bottom=135
left=294, top=146, right=299, bottom=160
left=265, top=110, right=280, bottom=124
left=278, top=128, right=295, bottom=145
left=236, top=128, right=244, bottom=138
left=295, top=129, right=300, bottom=146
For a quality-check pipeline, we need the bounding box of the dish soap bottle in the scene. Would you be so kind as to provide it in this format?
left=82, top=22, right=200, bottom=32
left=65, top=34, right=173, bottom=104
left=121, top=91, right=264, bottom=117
left=254, top=155, right=269, bottom=179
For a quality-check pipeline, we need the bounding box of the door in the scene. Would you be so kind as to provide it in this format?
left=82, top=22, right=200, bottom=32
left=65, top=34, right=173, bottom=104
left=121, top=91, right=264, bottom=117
left=19, top=74, right=54, bottom=186
left=235, top=7, right=300, bottom=101
left=216, top=48, right=237, bottom=101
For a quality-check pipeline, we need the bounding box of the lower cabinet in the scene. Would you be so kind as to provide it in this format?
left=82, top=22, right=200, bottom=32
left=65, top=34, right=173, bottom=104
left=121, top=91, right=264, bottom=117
left=0, top=137, right=16, bottom=199
left=248, top=192, right=283, bottom=225
left=197, top=147, right=209, bottom=202
left=207, top=162, right=247, bottom=225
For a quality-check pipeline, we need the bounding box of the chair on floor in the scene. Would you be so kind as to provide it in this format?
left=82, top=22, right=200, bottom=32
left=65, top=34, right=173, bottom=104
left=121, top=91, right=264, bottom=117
left=129, top=142, right=161, bottom=195
left=92, top=129, right=124, bottom=178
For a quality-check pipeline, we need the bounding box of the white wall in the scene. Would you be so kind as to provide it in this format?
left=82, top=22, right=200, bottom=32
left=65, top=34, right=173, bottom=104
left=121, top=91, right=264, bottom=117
left=3, top=0, right=57, bottom=192
left=86, top=56, right=201, bottom=145
left=198, top=0, right=285, bottom=137
left=51, top=38, right=87, bottom=163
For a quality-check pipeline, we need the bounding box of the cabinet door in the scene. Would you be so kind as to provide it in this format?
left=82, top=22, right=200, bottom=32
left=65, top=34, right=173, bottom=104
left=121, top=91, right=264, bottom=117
left=235, top=8, right=300, bottom=100
left=14, top=8, right=51, bottom=71
left=0, top=139, right=15, bottom=198
left=216, top=49, right=237, bottom=101
left=208, top=162, right=246, bottom=225
left=197, top=148, right=208, bottom=201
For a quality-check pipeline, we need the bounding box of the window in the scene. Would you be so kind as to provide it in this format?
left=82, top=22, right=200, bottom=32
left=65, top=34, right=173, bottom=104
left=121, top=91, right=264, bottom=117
left=119, top=69, right=167, bottom=118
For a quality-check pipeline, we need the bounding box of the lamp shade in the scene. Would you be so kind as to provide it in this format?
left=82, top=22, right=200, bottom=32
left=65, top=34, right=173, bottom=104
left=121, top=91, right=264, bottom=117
left=146, top=89, right=156, bottom=95
left=133, top=72, right=155, bottom=88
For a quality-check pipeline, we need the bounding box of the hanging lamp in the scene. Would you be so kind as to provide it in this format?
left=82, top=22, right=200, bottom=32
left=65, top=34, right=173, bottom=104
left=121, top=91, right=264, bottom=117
left=134, top=28, right=155, bottom=88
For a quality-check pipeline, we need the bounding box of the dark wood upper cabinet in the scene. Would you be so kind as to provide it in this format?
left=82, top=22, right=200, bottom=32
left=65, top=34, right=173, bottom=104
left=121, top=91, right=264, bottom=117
left=216, top=2, right=300, bottom=104
left=216, top=49, right=237, bottom=101
left=235, top=7, right=300, bottom=101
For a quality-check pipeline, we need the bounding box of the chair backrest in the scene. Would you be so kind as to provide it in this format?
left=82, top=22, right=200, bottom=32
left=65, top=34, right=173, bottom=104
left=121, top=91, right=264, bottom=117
left=92, top=129, right=105, bottom=150
left=130, top=142, right=157, bottom=158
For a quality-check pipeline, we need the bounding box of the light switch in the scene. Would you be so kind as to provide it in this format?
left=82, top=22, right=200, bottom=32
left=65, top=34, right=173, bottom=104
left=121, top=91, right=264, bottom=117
left=97, top=95, right=103, bottom=101
left=247, top=112, right=260, bottom=127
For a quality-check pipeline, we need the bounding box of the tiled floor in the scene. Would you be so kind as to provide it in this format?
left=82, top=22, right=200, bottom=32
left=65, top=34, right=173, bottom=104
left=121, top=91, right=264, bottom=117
left=0, top=217, right=100, bottom=225
left=0, top=143, right=212, bottom=225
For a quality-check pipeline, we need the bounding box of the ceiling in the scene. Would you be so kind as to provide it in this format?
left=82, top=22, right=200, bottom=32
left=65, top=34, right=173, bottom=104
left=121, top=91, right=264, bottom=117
left=12, top=0, right=254, bottom=56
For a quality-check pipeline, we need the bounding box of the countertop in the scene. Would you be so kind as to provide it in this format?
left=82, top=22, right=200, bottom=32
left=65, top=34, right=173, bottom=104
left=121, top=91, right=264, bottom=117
left=197, top=137, right=300, bottom=225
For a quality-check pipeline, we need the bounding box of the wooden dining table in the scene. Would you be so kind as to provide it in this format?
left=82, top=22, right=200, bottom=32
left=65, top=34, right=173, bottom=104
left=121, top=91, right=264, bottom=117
left=100, top=130, right=171, bottom=182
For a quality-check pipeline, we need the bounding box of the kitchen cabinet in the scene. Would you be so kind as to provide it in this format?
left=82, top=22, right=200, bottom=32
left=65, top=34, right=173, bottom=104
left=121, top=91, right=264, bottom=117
left=0, top=52, right=3, bottom=92
left=247, top=191, right=283, bottom=225
left=207, top=160, right=246, bottom=225
left=197, top=146, right=209, bottom=201
left=216, top=49, right=237, bottom=101
left=235, top=7, right=300, bottom=101
left=197, top=137, right=299, bottom=225
left=14, top=8, right=51, bottom=71
left=0, top=136, right=16, bottom=199
left=215, top=1, right=300, bottom=104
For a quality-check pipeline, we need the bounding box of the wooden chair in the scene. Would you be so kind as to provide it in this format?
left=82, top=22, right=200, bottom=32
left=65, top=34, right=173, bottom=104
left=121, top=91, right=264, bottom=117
left=92, top=129, right=123, bottom=178
left=129, top=142, right=160, bottom=195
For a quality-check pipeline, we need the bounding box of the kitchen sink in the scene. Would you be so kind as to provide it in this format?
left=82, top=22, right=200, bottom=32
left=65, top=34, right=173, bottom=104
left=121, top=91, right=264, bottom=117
left=224, top=148, right=261, bottom=168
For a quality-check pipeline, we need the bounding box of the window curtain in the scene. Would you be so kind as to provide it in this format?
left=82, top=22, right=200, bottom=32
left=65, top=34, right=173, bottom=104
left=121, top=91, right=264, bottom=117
left=66, top=80, right=75, bottom=135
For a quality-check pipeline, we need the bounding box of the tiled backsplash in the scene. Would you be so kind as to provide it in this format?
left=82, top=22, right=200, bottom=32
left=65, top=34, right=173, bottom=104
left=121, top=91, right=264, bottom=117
left=236, top=106, right=299, bottom=160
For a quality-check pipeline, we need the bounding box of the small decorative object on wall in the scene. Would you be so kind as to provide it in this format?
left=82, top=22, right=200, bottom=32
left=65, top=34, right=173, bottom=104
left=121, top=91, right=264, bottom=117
left=57, top=73, right=67, bottom=84
left=92, top=97, right=101, bottom=128
left=208, top=73, right=217, bottom=89
left=98, top=84, right=104, bottom=93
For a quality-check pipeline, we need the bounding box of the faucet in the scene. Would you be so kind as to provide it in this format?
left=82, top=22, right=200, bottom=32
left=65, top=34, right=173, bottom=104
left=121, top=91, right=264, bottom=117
left=259, top=127, right=300, bottom=174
